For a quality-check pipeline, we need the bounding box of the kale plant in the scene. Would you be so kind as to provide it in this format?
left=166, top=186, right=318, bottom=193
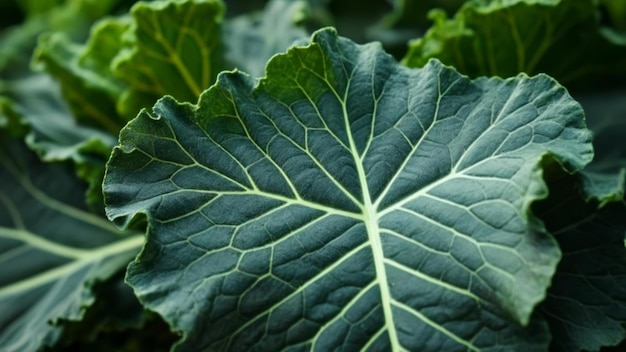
left=1, top=0, right=625, bottom=351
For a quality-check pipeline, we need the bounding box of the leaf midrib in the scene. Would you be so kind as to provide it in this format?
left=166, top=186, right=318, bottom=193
left=336, top=62, right=401, bottom=350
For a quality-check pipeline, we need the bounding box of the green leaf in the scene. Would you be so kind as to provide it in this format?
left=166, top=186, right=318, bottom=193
left=54, top=272, right=178, bottom=351
left=224, top=0, right=309, bottom=78
left=0, top=96, right=29, bottom=136
left=0, top=134, right=144, bottom=351
left=534, top=167, right=626, bottom=351
left=375, top=0, right=465, bottom=33
left=113, top=0, right=225, bottom=118
left=578, top=89, right=626, bottom=174
left=32, top=0, right=226, bottom=126
left=601, top=0, right=626, bottom=31
left=32, top=19, right=129, bottom=133
left=368, top=0, right=465, bottom=57
left=402, top=0, right=626, bottom=89
left=104, top=28, right=592, bottom=350
left=34, top=29, right=126, bottom=134
left=27, top=0, right=227, bottom=207
left=1, top=74, right=117, bottom=211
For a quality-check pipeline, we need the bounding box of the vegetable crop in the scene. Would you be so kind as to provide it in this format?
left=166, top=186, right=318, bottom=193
left=1, top=0, right=625, bottom=351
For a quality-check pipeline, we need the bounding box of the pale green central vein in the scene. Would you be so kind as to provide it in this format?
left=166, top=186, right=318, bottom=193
left=338, top=64, right=400, bottom=350
left=362, top=201, right=400, bottom=350
left=0, top=234, right=144, bottom=296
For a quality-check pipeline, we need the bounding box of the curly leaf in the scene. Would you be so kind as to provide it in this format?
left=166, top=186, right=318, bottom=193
left=113, top=0, right=225, bottom=118
left=33, top=0, right=226, bottom=126
left=104, top=28, right=593, bottom=351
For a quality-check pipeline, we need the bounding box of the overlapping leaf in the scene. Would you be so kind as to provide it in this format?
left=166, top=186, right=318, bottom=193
left=28, top=0, right=226, bottom=207
left=104, top=28, right=593, bottom=350
left=577, top=90, right=626, bottom=173
left=534, top=166, right=626, bottom=352
left=32, top=0, right=226, bottom=128
left=0, top=0, right=135, bottom=75
left=113, top=0, right=225, bottom=117
left=224, top=0, right=309, bottom=78
left=0, top=133, right=144, bottom=351
left=402, top=0, right=626, bottom=89
left=0, top=74, right=117, bottom=210
left=32, top=19, right=129, bottom=133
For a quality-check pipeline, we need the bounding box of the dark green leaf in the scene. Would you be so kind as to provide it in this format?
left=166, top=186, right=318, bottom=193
left=0, top=134, right=144, bottom=351
left=535, top=166, right=626, bottom=352
left=0, top=74, right=116, bottom=210
left=402, top=0, right=626, bottom=90
left=54, top=272, right=178, bottom=351
left=577, top=89, right=626, bottom=174
left=104, top=28, right=593, bottom=350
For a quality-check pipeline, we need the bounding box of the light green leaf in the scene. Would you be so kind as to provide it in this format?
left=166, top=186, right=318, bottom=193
left=0, top=134, right=144, bottom=351
left=113, top=0, right=225, bottom=118
left=32, top=0, right=226, bottom=125
left=534, top=167, right=626, bottom=351
left=224, top=0, right=309, bottom=78
left=32, top=18, right=129, bottom=133
left=27, top=0, right=227, bottom=206
left=402, top=0, right=626, bottom=89
left=104, top=28, right=593, bottom=350
left=0, top=0, right=121, bottom=75
left=367, top=0, right=465, bottom=55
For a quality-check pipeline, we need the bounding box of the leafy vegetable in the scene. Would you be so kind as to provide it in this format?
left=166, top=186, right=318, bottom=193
left=2, top=0, right=626, bottom=350
left=223, top=0, right=309, bottom=78
left=402, top=0, right=626, bottom=88
left=104, top=28, right=596, bottom=350
left=0, top=131, right=144, bottom=351
left=0, top=74, right=117, bottom=210
left=534, top=166, right=626, bottom=352
left=32, top=21, right=129, bottom=133
left=112, top=0, right=225, bottom=117
left=33, top=0, right=225, bottom=127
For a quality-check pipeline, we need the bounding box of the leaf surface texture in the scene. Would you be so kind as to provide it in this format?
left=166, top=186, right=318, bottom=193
left=104, top=28, right=593, bottom=351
